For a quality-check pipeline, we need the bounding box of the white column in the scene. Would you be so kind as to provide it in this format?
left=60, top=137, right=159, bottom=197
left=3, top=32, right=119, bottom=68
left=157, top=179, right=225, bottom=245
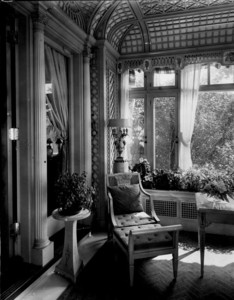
left=83, top=46, right=92, bottom=184
left=31, top=10, right=54, bottom=266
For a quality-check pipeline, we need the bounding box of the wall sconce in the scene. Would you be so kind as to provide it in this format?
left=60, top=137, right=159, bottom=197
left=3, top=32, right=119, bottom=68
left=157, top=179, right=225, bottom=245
left=8, top=128, right=19, bottom=140
left=108, top=118, right=132, bottom=173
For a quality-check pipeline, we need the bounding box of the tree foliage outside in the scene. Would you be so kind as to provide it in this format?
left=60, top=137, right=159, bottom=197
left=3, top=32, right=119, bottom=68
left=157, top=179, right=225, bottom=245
left=128, top=64, right=234, bottom=175
left=192, top=92, right=234, bottom=172
left=155, top=97, right=176, bottom=170
left=128, top=98, right=145, bottom=167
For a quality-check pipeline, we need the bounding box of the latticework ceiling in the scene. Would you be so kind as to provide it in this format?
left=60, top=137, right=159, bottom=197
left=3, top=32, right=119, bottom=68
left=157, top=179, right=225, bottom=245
left=57, top=0, right=234, bottom=56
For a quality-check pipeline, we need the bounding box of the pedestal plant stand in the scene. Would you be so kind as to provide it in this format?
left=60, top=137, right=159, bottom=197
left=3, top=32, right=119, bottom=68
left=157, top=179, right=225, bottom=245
left=52, top=208, right=91, bottom=282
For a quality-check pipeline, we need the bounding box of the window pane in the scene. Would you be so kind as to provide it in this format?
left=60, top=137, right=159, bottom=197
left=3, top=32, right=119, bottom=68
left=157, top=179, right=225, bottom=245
left=192, top=92, right=234, bottom=171
left=200, top=65, right=208, bottom=85
left=210, top=65, right=234, bottom=84
left=154, top=97, right=176, bottom=170
left=129, top=69, right=144, bottom=88
left=128, top=98, right=145, bottom=167
left=153, top=70, right=175, bottom=87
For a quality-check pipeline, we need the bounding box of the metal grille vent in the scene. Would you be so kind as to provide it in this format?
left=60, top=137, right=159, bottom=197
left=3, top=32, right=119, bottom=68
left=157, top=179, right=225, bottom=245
left=154, top=200, right=177, bottom=217
left=181, top=202, right=197, bottom=219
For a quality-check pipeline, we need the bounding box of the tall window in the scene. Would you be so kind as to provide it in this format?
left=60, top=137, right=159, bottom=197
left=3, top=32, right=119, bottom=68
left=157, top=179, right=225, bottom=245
left=192, top=64, right=234, bottom=171
left=128, top=63, right=234, bottom=172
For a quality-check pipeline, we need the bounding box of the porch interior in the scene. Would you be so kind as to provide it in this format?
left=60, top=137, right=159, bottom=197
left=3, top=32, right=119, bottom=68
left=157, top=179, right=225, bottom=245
left=1, top=1, right=234, bottom=299
left=1, top=230, right=233, bottom=300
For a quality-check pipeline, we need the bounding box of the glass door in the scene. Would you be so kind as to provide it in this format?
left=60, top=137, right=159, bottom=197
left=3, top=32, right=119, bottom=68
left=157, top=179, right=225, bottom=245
left=0, top=3, right=21, bottom=292
left=147, top=95, right=178, bottom=171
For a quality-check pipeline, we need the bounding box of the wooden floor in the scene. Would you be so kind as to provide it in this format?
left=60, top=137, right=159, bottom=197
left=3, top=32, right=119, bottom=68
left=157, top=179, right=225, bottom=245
left=58, top=231, right=234, bottom=300
left=11, top=231, right=234, bottom=300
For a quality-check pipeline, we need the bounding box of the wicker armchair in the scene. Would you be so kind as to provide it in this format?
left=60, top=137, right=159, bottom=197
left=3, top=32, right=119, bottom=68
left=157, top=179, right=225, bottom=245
left=107, top=172, right=183, bottom=287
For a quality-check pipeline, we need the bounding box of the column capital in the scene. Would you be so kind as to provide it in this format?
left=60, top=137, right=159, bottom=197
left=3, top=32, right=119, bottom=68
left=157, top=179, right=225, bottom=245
left=83, top=45, right=93, bottom=60
left=31, top=10, right=48, bottom=29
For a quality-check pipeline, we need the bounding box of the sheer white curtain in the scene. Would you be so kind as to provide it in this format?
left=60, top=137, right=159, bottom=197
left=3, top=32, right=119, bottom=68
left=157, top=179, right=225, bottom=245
left=120, top=69, right=130, bottom=119
left=45, top=45, right=68, bottom=171
left=179, top=64, right=201, bottom=171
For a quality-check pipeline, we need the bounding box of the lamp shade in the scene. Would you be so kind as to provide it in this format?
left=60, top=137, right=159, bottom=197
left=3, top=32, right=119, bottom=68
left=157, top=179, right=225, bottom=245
left=108, top=118, right=132, bottom=128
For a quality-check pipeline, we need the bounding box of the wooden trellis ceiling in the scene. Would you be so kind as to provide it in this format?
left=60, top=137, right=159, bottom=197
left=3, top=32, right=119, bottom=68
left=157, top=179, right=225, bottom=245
left=58, top=0, right=234, bottom=55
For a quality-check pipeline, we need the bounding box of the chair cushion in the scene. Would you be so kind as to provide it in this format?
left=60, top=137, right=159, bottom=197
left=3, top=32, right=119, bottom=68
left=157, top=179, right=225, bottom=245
left=114, top=212, right=156, bottom=227
left=108, top=184, right=143, bottom=215
left=114, top=224, right=172, bottom=249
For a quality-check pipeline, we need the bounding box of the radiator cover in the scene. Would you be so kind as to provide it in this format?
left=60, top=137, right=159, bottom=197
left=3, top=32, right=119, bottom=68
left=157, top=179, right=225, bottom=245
left=146, top=190, right=234, bottom=236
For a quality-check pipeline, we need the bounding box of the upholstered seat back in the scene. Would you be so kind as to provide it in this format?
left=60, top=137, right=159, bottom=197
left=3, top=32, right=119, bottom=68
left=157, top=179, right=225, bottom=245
left=107, top=172, right=149, bottom=216
left=107, top=172, right=140, bottom=187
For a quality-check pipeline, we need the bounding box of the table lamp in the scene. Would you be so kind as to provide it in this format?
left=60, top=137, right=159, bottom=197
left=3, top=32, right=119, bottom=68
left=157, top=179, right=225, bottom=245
left=108, top=118, right=132, bottom=173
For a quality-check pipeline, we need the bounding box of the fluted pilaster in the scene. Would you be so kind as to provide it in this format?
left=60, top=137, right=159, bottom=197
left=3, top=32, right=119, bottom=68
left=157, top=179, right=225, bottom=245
left=31, top=9, right=53, bottom=265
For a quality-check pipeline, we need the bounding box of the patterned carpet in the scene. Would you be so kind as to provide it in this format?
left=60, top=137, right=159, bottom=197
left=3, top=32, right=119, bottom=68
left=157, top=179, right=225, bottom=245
left=58, top=232, right=234, bottom=300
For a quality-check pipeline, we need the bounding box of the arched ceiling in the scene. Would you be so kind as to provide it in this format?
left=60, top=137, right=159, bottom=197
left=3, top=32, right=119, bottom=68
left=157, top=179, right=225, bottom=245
left=57, top=0, right=234, bottom=56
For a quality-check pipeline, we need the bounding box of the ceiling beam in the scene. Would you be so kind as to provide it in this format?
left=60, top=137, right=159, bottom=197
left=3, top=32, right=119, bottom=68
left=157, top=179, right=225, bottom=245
left=128, top=1, right=150, bottom=52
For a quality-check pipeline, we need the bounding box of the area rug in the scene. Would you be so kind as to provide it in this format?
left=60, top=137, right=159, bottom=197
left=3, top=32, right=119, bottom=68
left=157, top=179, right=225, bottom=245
left=58, top=232, right=234, bottom=300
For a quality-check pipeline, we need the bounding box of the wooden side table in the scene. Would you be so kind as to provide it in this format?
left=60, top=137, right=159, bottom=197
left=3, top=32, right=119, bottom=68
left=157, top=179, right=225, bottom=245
left=52, top=208, right=91, bottom=282
left=195, top=193, right=234, bottom=277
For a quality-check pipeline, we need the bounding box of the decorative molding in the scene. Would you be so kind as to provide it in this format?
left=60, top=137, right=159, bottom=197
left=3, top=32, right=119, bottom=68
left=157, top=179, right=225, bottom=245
left=90, top=49, right=100, bottom=195
left=83, top=44, right=92, bottom=58
left=106, top=49, right=117, bottom=71
left=117, top=50, right=232, bottom=72
left=143, top=59, right=152, bottom=72
left=106, top=50, right=118, bottom=173
left=223, top=50, right=234, bottom=65
left=58, top=0, right=86, bottom=31
left=31, top=11, right=48, bottom=27
left=106, top=68, right=117, bottom=174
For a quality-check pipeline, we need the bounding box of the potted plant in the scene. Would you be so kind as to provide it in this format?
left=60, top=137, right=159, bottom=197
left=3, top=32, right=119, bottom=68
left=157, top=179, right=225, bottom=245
left=55, top=171, right=96, bottom=216
left=131, top=158, right=234, bottom=202
left=198, top=166, right=234, bottom=202
left=130, top=158, right=153, bottom=189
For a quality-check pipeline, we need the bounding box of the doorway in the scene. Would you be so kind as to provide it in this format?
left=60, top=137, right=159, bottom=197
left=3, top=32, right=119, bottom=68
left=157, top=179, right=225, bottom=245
left=0, top=3, right=23, bottom=293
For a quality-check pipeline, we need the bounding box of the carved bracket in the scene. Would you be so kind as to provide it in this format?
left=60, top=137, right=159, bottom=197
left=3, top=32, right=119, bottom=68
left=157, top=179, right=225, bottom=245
left=223, top=50, right=234, bottom=65
left=117, top=50, right=233, bottom=73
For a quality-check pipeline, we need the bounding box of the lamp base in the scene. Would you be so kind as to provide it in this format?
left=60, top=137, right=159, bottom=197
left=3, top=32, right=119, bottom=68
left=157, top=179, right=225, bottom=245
left=113, top=157, right=129, bottom=173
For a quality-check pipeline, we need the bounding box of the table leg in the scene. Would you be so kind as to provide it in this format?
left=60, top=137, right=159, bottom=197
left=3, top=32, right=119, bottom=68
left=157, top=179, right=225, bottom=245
left=55, top=219, right=82, bottom=282
left=198, top=212, right=206, bottom=278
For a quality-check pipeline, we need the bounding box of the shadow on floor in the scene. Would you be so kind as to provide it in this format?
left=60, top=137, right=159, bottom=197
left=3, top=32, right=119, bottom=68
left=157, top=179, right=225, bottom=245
left=58, top=231, right=234, bottom=300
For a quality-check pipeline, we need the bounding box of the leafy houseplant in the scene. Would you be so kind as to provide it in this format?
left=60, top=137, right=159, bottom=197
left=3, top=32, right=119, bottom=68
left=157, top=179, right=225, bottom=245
left=131, top=158, right=234, bottom=202
left=55, top=171, right=96, bottom=216
left=130, top=158, right=153, bottom=189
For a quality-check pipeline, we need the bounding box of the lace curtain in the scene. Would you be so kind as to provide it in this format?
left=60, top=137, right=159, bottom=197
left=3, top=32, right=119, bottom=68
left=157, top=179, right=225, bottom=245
left=179, top=64, right=201, bottom=171
left=45, top=44, right=68, bottom=171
